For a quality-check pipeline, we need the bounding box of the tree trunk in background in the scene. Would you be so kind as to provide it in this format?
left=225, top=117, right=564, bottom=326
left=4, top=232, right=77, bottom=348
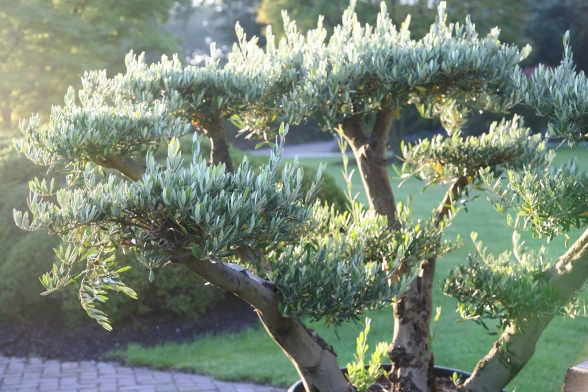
left=1, top=106, right=11, bottom=126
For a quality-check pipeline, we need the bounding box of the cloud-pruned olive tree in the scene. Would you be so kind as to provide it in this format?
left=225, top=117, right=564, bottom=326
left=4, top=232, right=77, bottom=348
left=14, top=1, right=588, bottom=391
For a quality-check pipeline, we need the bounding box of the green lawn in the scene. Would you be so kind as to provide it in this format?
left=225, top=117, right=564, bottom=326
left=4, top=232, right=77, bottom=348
left=108, top=146, right=588, bottom=392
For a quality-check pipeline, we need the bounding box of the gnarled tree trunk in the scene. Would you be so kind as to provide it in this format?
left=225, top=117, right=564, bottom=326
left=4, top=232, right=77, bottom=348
left=341, top=106, right=446, bottom=391
left=388, top=259, right=437, bottom=392
left=341, top=106, right=438, bottom=391
left=388, top=176, right=468, bottom=392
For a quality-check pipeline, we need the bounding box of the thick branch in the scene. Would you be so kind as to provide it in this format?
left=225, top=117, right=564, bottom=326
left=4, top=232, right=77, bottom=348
left=463, top=228, right=588, bottom=391
left=341, top=108, right=397, bottom=227
left=181, top=256, right=353, bottom=392
left=370, top=104, right=395, bottom=152
left=91, top=155, right=146, bottom=181
left=436, top=175, right=469, bottom=224
left=199, top=117, right=234, bottom=173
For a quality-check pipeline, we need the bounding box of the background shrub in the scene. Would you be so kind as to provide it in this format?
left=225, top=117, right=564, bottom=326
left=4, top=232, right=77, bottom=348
left=0, top=231, right=63, bottom=321
left=60, top=255, right=225, bottom=328
left=0, top=135, right=64, bottom=322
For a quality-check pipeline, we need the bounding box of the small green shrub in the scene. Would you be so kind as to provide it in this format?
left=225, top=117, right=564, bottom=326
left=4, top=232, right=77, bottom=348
left=346, top=318, right=388, bottom=392
left=0, top=231, right=63, bottom=321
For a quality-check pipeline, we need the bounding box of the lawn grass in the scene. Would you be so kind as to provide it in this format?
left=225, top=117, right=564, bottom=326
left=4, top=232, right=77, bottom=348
left=108, top=146, right=588, bottom=391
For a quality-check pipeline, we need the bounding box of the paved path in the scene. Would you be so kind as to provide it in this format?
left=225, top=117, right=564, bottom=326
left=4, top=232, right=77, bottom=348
left=0, top=356, right=287, bottom=392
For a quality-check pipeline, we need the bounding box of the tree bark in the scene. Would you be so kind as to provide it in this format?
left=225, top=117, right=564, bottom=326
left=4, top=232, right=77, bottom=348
left=341, top=107, right=398, bottom=227
left=199, top=117, right=235, bottom=173
left=181, top=257, right=354, bottom=392
left=388, top=259, right=437, bottom=392
left=389, top=114, right=404, bottom=163
left=462, top=227, right=588, bottom=392
left=388, top=176, right=469, bottom=392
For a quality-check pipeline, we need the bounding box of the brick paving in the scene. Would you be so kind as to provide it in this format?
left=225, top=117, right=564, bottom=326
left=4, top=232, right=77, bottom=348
left=0, top=356, right=287, bottom=392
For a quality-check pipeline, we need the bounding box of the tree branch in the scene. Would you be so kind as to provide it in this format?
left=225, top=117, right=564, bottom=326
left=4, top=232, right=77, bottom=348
left=92, top=143, right=347, bottom=390
left=342, top=110, right=397, bottom=227
left=463, top=228, right=588, bottom=391
left=181, top=256, right=353, bottom=392
left=436, top=175, right=469, bottom=224
left=198, top=117, right=235, bottom=173
left=91, top=155, right=146, bottom=181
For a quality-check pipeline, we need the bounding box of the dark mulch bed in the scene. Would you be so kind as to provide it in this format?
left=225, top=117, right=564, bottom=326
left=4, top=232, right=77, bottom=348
left=0, top=294, right=260, bottom=362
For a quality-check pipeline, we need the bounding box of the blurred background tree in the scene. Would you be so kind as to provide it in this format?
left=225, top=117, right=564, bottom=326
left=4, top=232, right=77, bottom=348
left=256, top=0, right=530, bottom=44
left=526, top=0, right=588, bottom=73
left=0, top=0, right=187, bottom=128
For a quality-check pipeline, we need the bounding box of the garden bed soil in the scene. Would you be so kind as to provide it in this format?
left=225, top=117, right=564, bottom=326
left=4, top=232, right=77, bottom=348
left=0, top=294, right=260, bottom=362
left=1, top=297, right=481, bottom=392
